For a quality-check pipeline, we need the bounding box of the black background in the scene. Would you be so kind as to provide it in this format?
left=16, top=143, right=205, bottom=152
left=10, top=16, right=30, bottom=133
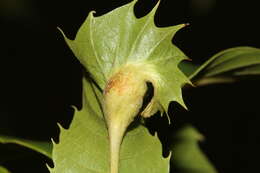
left=0, top=0, right=259, bottom=172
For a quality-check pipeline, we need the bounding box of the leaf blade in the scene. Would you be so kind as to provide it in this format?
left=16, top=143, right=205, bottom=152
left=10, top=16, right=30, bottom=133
left=190, top=47, right=260, bottom=85
left=50, top=78, right=169, bottom=173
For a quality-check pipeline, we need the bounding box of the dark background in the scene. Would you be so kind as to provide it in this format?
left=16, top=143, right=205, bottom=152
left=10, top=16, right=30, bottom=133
left=0, top=0, right=259, bottom=172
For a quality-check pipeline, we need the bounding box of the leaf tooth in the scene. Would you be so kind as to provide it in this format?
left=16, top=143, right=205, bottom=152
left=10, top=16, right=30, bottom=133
left=177, top=94, right=188, bottom=110
left=166, top=151, right=172, bottom=160
left=57, top=123, right=66, bottom=131
left=166, top=152, right=171, bottom=173
left=46, top=164, right=54, bottom=172
left=57, top=27, right=75, bottom=57
left=154, top=131, right=159, bottom=139
left=57, top=27, right=66, bottom=39
left=148, top=0, right=160, bottom=20
left=70, top=105, right=80, bottom=118
left=159, top=110, right=164, bottom=117
left=165, top=112, right=171, bottom=125
left=51, top=138, right=57, bottom=145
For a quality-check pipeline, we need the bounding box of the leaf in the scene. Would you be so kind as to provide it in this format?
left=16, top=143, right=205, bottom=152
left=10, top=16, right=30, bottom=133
left=49, top=77, right=169, bottom=173
left=59, top=0, right=191, bottom=118
left=189, top=47, right=260, bottom=86
left=0, top=135, right=52, bottom=158
left=171, top=125, right=218, bottom=173
left=0, top=166, right=10, bottom=173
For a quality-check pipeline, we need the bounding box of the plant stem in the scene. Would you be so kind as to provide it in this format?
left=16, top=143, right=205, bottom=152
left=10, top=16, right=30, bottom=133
left=108, top=120, right=127, bottom=173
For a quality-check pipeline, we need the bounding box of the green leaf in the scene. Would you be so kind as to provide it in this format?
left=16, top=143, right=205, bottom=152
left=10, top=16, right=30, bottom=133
left=171, top=125, right=218, bottom=173
left=0, top=166, right=10, bottom=173
left=0, top=135, right=52, bottom=158
left=49, top=77, right=169, bottom=173
left=59, top=0, right=190, bottom=117
left=189, top=47, right=260, bottom=86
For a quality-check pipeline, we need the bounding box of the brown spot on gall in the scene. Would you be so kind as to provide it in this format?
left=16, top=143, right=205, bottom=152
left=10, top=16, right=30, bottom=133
left=104, top=71, right=131, bottom=95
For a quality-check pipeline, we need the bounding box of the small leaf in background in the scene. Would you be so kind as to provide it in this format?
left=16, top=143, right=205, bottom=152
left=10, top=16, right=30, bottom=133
left=189, top=47, right=260, bottom=86
left=0, top=135, right=52, bottom=158
left=0, top=166, right=10, bottom=173
left=49, top=78, right=169, bottom=173
left=171, top=125, right=218, bottom=173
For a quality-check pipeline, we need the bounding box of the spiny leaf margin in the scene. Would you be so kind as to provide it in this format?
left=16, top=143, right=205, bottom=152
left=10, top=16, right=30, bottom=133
left=49, top=78, right=170, bottom=173
left=59, top=0, right=191, bottom=121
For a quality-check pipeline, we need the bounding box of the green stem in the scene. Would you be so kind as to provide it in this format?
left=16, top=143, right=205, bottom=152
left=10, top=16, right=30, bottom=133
left=108, top=121, right=126, bottom=173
